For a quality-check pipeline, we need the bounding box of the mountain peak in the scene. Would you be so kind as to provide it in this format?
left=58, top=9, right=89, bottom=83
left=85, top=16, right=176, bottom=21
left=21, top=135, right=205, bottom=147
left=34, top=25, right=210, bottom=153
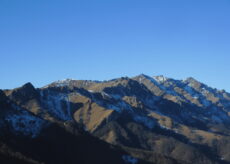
left=184, top=77, right=203, bottom=88
left=185, top=77, right=199, bottom=82
left=134, top=74, right=151, bottom=80
left=137, top=73, right=149, bottom=77
left=153, top=75, right=168, bottom=83
left=6, top=82, right=38, bottom=103
left=22, top=82, right=35, bottom=90
left=51, top=78, right=75, bottom=87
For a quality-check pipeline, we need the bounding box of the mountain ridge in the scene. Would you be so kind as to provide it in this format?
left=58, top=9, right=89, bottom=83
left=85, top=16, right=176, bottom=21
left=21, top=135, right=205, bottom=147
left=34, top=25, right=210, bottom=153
left=1, top=74, right=230, bottom=164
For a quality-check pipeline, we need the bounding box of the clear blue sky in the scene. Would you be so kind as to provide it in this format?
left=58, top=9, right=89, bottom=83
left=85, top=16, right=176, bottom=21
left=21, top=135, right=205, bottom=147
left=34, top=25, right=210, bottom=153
left=0, top=0, right=230, bottom=91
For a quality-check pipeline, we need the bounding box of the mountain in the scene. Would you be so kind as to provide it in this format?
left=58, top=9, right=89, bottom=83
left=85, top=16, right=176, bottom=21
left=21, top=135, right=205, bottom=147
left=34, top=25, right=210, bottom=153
left=1, top=74, right=230, bottom=164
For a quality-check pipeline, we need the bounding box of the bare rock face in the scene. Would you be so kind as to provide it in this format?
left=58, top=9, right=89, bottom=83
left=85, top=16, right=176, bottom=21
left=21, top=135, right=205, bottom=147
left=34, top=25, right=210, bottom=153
left=1, top=74, right=230, bottom=164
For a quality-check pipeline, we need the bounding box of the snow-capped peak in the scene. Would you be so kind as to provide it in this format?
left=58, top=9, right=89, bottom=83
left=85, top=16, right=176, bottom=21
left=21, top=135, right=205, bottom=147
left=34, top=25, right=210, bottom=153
left=55, top=78, right=74, bottom=85
left=153, top=75, right=168, bottom=83
left=43, top=78, right=75, bottom=88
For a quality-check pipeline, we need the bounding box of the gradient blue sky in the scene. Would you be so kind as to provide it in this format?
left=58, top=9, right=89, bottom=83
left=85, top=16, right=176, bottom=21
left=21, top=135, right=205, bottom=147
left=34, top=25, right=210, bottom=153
left=0, top=0, right=230, bottom=91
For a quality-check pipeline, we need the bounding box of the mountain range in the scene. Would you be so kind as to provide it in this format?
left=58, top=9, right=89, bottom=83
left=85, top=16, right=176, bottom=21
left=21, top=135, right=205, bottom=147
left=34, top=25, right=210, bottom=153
left=1, top=74, right=230, bottom=164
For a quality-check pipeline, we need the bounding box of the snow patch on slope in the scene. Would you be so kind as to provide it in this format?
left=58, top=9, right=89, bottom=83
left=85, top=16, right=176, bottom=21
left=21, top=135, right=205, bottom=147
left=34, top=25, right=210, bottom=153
left=145, top=75, right=181, bottom=97
left=201, top=99, right=211, bottom=108
left=107, top=104, right=121, bottom=112
left=184, top=85, right=211, bottom=108
left=122, top=155, right=138, bottom=164
left=6, top=113, right=45, bottom=138
left=110, top=94, right=122, bottom=100
left=133, top=115, right=155, bottom=129
left=104, top=100, right=132, bottom=113
left=211, top=115, right=223, bottom=123
left=40, top=90, right=72, bottom=121
left=52, top=79, right=74, bottom=87
left=140, top=74, right=167, bottom=91
left=153, top=75, right=168, bottom=83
